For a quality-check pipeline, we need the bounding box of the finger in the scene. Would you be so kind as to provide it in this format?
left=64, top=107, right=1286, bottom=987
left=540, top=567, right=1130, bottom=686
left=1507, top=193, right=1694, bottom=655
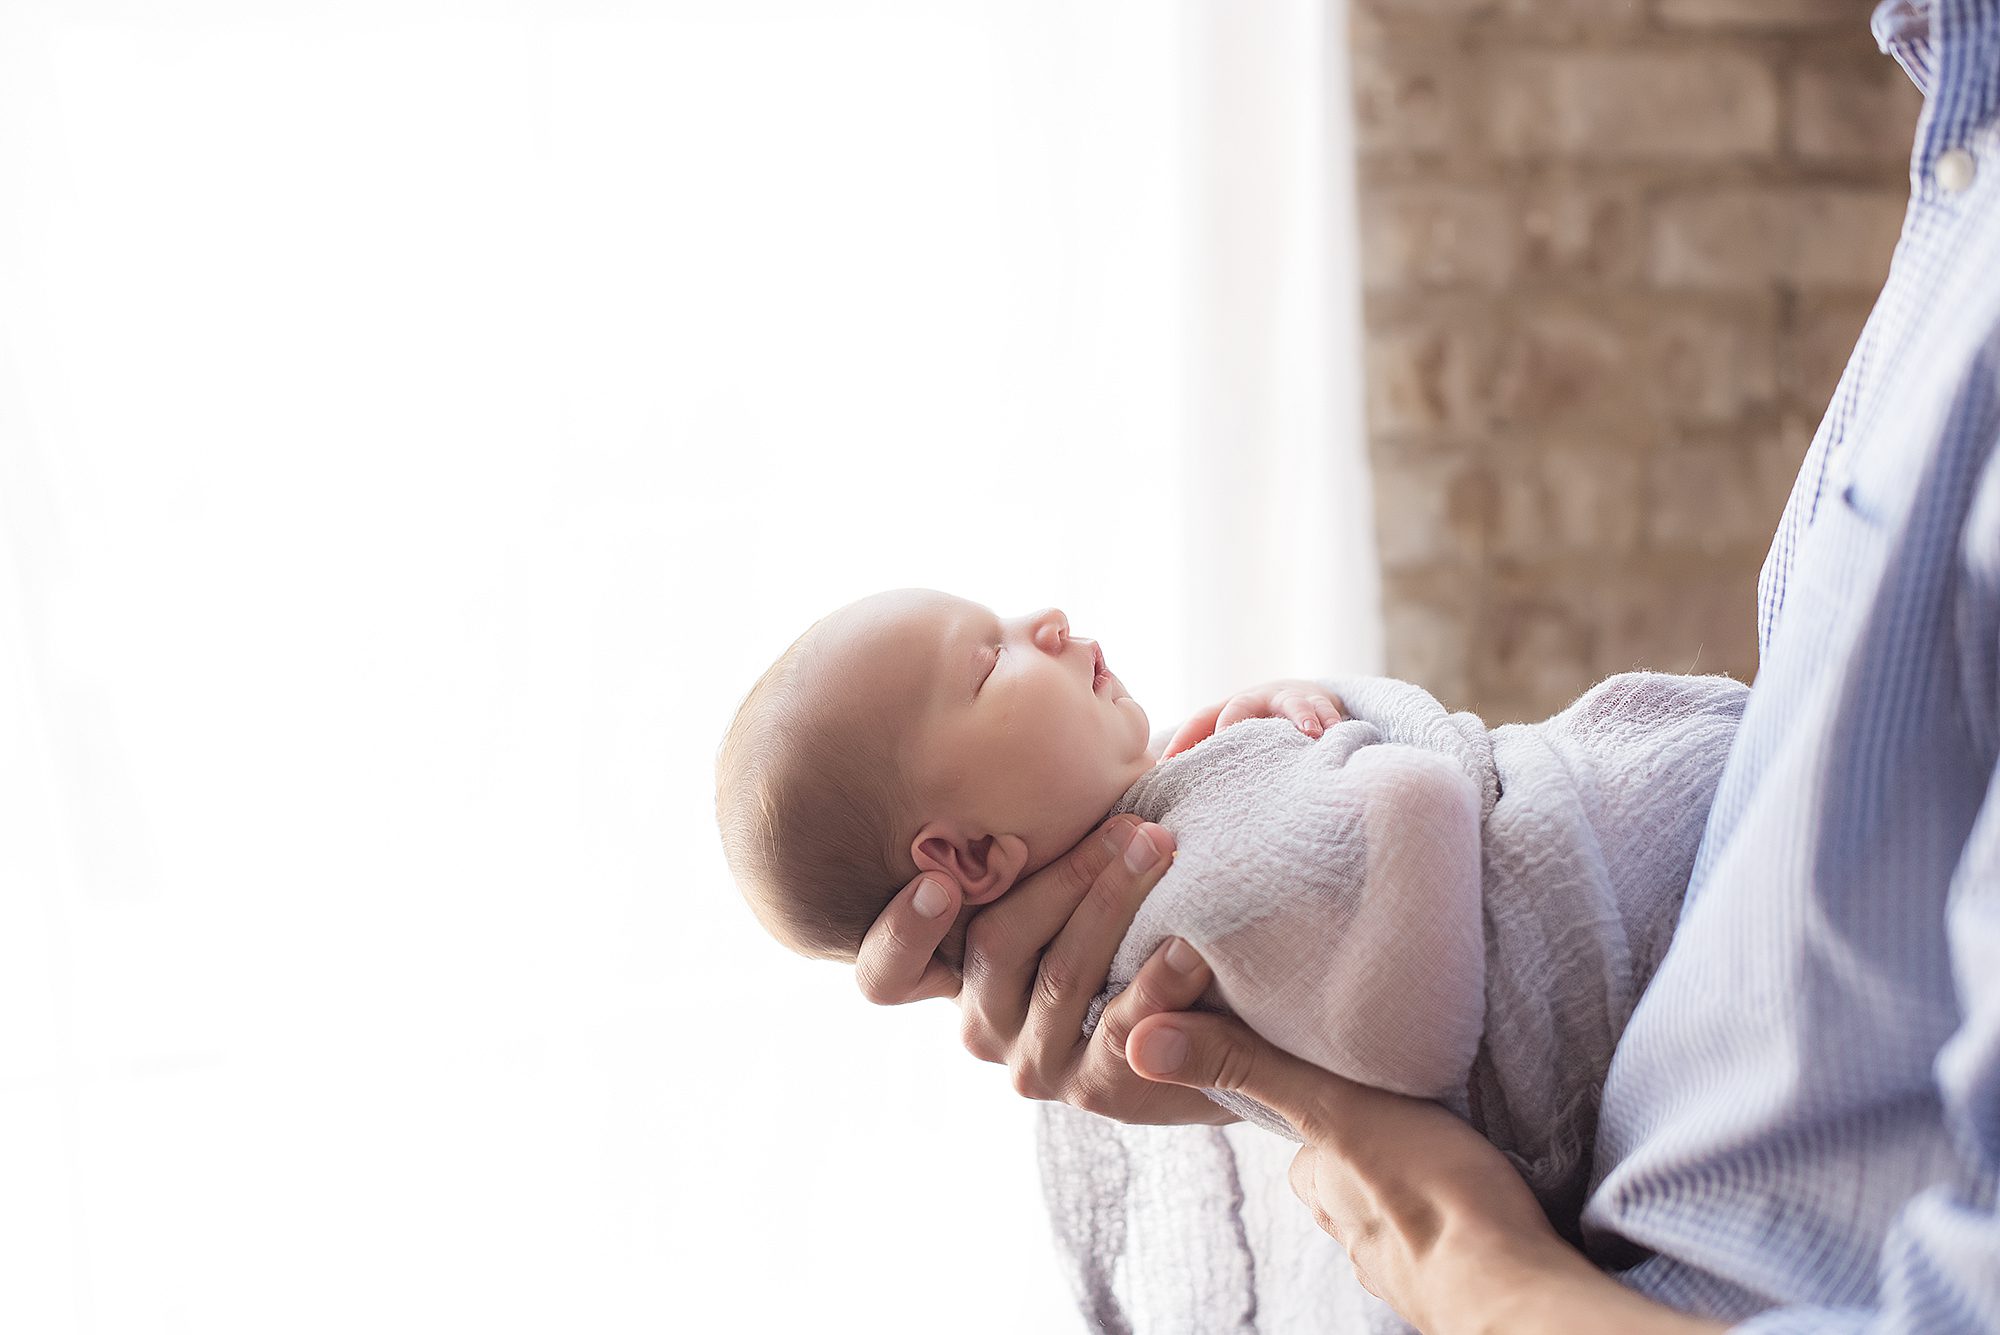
left=1125, top=1009, right=1356, bottom=1147
left=1070, top=938, right=1230, bottom=1125
left=1066, top=1059, right=1241, bottom=1126
left=1276, top=692, right=1324, bottom=738
left=1014, top=823, right=1177, bottom=1080
left=1093, top=936, right=1213, bottom=1069
left=1214, top=693, right=1261, bottom=732
left=855, top=874, right=962, bottom=1005
left=1316, top=694, right=1346, bottom=728
left=1162, top=702, right=1225, bottom=759
left=959, top=814, right=1142, bottom=1041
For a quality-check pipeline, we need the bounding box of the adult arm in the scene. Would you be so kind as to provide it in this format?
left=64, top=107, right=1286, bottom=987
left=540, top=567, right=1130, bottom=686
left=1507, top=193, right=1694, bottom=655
left=1122, top=994, right=1727, bottom=1335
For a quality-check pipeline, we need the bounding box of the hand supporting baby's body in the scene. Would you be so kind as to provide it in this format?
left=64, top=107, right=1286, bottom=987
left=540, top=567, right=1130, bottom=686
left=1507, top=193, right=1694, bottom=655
left=1048, top=670, right=1748, bottom=1333
left=1048, top=671, right=1752, bottom=1335
left=1094, top=719, right=1489, bottom=1116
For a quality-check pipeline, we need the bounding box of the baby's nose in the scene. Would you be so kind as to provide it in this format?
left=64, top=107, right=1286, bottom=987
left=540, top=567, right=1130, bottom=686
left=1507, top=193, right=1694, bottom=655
left=1030, top=608, right=1069, bottom=654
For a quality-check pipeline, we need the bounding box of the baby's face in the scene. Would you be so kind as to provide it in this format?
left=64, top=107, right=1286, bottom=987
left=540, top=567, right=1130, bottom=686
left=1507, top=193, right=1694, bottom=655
left=824, top=589, right=1155, bottom=887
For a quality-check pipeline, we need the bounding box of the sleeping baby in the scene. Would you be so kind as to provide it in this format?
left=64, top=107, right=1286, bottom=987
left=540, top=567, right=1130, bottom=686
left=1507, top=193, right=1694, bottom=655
left=713, top=587, right=1746, bottom=1229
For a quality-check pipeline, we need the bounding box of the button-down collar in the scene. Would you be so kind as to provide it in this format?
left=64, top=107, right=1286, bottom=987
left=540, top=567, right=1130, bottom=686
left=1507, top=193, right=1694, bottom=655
left=1873, top=0, right=1936, bottom=95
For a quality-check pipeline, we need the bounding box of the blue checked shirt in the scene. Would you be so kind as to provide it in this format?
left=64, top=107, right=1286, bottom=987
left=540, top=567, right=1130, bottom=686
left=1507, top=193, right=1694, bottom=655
left=1578, top=2, right=2000, bottom=1329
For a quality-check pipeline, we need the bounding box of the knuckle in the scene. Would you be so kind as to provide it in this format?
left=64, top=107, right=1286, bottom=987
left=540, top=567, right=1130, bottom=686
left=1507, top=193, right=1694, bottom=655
left=1072, top=1077, right=1117, bottom=1117
left=1093, top=1011, right=1130, bottom=1061
left=1213, top=1038, right=1259, bottom=1094
left=1098, top=980, right=1155, bottom=1045
left=856, top=968, right=893, bottom=1006
left=1121, top=973, right=1158, bottom=1017
left=959, top=949, right=990, bottom=998
left=1056, top=855, right=1104, bottom=895
left=1067, top=819, right=1130, bottom=888
left=1034, top=957, right=1076, bottom=1015
left=1067, top=882, right=1117, bottom=935
left=959, top=1010, right=1002, bottom=1064
left=1010, top=1060, right=1052, bottom=1101
left=1054, top=848, right=1098, bottom=898
left=1119, top=974, right=1167, bottom=1026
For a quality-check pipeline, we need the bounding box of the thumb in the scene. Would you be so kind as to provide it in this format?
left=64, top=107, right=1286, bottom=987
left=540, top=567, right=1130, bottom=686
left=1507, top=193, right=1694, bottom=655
left=1126, top=1011, right=1346, bottom=1145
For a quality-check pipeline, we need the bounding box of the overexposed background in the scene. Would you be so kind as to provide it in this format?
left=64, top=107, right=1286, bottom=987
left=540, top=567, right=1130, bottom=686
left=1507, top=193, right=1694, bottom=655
left=0, top=1, right=1375, bottom=1330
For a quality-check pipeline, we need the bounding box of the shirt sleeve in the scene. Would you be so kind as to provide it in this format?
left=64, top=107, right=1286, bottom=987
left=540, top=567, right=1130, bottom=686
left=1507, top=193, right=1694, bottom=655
left=1728, top=751, right=2000, bottom=1332
left=1198, top=742, right=1486, bottom=1101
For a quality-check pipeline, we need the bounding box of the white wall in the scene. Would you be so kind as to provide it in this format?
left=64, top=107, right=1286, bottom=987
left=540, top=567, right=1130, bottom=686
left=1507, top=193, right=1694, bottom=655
left=0, top=2, right=1372, bottom=1331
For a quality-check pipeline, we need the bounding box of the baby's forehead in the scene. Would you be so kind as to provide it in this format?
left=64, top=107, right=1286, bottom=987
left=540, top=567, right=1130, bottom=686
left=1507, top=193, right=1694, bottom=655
left=809, top=593, right=957, bottom=715
left=824, top=589, right=971, bottom=667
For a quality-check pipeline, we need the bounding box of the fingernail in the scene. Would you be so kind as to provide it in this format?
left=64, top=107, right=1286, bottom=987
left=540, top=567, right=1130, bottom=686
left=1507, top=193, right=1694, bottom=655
left=1137, top=1026, right=1187, bottom=1074
left=1125, top=826, right=1162, bottom=872
left=1165, top=938, right=1201, bottom=972
left=913, top=878, right=949, bottom=919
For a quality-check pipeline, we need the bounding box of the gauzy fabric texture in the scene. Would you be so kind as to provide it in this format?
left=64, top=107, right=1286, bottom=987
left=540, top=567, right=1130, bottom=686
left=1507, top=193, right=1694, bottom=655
left=1038, top=671, right=1748, bottom=1335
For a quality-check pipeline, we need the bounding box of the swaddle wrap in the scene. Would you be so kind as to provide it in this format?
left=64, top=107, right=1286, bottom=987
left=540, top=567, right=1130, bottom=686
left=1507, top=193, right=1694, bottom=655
left=1039, top=672, right=1748, bottom=1335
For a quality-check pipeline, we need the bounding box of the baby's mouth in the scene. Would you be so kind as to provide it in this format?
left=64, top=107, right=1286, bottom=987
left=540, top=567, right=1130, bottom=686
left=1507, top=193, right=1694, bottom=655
left=1092, top=643, right=1109, bottom=692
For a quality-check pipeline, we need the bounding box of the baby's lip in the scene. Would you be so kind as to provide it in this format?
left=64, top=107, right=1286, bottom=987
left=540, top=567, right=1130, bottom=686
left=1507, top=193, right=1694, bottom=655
left=1091, top=643, right=1109, bottom=691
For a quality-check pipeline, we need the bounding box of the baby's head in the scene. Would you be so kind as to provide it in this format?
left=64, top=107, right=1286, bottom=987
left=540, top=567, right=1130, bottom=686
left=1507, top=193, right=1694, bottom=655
left=715, top=588, right=1154, bottom=966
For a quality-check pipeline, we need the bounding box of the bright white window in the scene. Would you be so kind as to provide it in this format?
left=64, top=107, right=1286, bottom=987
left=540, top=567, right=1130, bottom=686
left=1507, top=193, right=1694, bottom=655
left=0, top=2, right=1373, bottom=1330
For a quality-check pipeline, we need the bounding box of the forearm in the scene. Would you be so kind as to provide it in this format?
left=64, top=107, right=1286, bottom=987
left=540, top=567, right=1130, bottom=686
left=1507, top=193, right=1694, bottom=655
left=1447, top=1230, right=1727, bottom=1335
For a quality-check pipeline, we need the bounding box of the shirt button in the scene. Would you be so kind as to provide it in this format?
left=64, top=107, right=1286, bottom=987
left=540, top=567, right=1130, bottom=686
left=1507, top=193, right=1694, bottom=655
left=1937, top=147, right=1976, bottom=194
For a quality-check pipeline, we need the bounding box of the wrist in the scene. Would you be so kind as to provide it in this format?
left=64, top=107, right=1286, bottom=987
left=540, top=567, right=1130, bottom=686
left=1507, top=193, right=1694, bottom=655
left=1448, top=1231, right=1725, bottom=1335
left=1463, top=1237, right=1592, bottom=1335
left=1427, top=1225, right=1572, bottom=1335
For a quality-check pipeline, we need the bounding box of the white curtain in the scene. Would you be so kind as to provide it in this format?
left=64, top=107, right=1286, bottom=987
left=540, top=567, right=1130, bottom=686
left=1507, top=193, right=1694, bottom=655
left=0, top=2, right=1373, bottom=1331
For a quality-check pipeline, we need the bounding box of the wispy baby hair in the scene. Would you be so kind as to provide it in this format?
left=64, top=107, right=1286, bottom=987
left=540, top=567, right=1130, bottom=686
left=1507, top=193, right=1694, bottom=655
left=714, top=619, right=918, bottom=962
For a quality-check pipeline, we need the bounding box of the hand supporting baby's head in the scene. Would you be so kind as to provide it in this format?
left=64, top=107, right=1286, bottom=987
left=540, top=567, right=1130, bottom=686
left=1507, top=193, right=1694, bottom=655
left=715, top=588, right=1155, bottom=968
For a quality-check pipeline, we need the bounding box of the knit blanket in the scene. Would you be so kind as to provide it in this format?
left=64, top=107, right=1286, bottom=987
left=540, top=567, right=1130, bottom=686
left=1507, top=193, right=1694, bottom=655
left=1039, top=672, right=1748, bottom=1335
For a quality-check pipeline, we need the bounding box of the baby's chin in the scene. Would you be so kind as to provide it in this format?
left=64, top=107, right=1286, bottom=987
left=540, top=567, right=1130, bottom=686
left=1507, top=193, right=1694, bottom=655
left=1117, top=689, right=1148, bottom=727
left=1116, top=693, right=1152, bottom=755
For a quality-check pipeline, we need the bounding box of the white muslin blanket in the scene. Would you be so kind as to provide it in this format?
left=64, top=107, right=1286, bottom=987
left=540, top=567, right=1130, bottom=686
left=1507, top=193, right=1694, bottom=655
left=1038, top=672, right=1748, bottom=1335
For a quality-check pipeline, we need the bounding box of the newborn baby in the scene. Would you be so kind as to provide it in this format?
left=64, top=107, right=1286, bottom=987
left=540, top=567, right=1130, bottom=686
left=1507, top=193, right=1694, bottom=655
left=715, top=587, right=1747, bottom=1226
left=716, top=588, right=1179, bottom=971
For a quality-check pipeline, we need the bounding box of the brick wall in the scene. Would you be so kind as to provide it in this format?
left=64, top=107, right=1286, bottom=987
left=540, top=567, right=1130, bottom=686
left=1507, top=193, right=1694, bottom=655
left=1351, top=0, right=1920, bottom=721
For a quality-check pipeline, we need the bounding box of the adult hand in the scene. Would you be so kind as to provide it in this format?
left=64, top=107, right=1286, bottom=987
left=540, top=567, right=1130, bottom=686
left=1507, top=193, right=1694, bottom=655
left=1124, top=989, right=1728, bottom=1335
left=1162, top=679, right=1346, bottom=759
left=856, top=813, right=1234, bottom=1126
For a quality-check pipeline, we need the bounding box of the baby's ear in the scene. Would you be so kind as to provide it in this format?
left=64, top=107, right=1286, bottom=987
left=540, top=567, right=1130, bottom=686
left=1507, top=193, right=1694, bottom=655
left=911, top=826, right=1031, bottom=905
